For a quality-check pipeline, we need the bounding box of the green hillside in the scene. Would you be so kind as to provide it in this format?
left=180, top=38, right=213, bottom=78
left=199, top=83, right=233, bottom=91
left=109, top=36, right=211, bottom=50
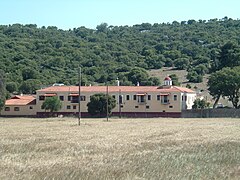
left=0, top=17, right=240, bottom=94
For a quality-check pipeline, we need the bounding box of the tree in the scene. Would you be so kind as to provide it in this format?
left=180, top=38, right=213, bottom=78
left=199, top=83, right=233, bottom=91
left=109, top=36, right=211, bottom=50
left=218, top=42, right=240, bottom=69
left=143, top=77, right=161, bottom=86
left=169, top=74, right=180, bottom=86
left=19, top=79, right=41, bottom=94
left=127, top=67, right=149, bottom=85
left=2, top=18, right=240, bottom=93
left=194, top=64, right=208, bottom=75
left=187, top=71, right=203, bottom=83
left=87, top=93, right=116, bottom=116
left=208, top=66, right=240, bottom=108
left=174, top=58, right=190, bottom=70
left=208, top=70, right=225, bottom=108
left=186, top=84, right=192, bottom=89
left=192, top=99, right=210, bottom=109
left=41, top=96, right=62, bottom=115
left=96, top=23, right=108, bottom=33
left=6, top=82, right=18, bottom=93
left=22, top=67, right=38, bottom=80
left=0, top=70, right=6, bottom=112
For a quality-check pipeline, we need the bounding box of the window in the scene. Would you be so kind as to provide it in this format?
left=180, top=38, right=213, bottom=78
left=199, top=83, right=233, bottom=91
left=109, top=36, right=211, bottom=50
left=73, top=105, right=77, bottom=109
left=59, top=96, right=64, bottom=101
left=174, top=95, right=177, bottom=101
left=5, top=107, right=10, bottom=111
left=138, top=95, right=146, bottom=103
left=39, top=96, right=45, bottom=101
left=71, top=96, right=78, bottom=103
left=119, top=95, right=123, bottom=104
left=80, top=96, right=86, bottom=101
left=157, top=95, right=161, bottom=101
left=112, top=95, right=116, bottom=99
left=14, top=107, right=20, bottom=111
left=182, top=95, right=187, bottom=101
left=146, top=105, right=150, bottom=109
left=135, top=106, right=139, bottom=108
left=67, top=105, right=71, bottom=109
left=29, top=106, right=33, bottom=109
left=133, top=95, right=137, bottom=100
left=148, top=95, right=151, bottom=101
left=126, top=95, right=130, bottom=100
left=169, top=105, right=173, bottom=108
left=68, top=96, right=71, bottom=101
left=161, top=95, right=169, bottom=104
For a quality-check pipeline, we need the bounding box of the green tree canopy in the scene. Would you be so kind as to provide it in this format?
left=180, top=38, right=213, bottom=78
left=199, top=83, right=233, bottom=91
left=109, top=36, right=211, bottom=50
left=0, top=70, right=6, bottom=111
left=1, top=19, right=240, bottom=88
left=192, top=99, right=210, bottom=109
left=208, top=66, right=240, bottom=108
left=127, top=67, right=149, bottom=85
left=22, top=67, right=39, bottom=80
left=6, top=82, right=18, bottom=93
left=41, top=96, right=62, bottom=114
left=169, top=74, right=180, bottom=86
left=87, top=93, right=116, bottom=116
left=187, top=71, right=203, bottom=83
left=19, top=79, right=41, bottom=94
left=218, top=42, right=240, bottom=70
left=174, top=58, right=190, bottom=70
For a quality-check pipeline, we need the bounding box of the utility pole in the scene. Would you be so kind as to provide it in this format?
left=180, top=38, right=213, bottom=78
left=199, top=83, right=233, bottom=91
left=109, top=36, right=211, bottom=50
left=78, top=66, right=81, bottom=126
left=106, top=85, right=109, bottom=121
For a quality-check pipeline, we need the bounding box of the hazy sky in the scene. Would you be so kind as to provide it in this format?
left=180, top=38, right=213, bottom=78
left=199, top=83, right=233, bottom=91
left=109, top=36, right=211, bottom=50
left=0, top=0, right=239, bottom=29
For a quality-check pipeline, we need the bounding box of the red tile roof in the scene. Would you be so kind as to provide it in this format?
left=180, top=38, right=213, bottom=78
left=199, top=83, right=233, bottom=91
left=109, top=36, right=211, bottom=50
left=5, top=95, right=36, bottom=106
left=164, top=76, right=172, bottom=81
left=37, top=86, right=195, bottom=93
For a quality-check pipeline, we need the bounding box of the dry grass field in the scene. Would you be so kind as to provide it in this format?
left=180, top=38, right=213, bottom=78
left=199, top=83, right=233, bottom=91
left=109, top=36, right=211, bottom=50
left=0, top=117, right=240, bottom=180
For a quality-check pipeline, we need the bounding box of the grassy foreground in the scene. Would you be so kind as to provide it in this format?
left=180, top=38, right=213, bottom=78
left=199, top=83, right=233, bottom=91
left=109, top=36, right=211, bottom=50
left=0, top=117, right=240, bottom=180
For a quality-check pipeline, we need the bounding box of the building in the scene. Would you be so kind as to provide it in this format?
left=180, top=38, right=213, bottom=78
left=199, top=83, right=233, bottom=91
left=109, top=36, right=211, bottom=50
left=1, top=77, right=196, bottom=118
left=1, top=95, right=36, bottom=116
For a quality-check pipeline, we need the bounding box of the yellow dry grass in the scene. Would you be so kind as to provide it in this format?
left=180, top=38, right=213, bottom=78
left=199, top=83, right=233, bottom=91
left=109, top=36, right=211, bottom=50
left=0, top=117, right=240, bottom=179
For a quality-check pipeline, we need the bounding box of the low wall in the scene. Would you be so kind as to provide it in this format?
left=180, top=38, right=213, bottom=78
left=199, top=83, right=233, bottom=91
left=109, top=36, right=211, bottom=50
left=112, top=112, right=181, bottom=118
left=182, top=108, right=240, bottom=118
left=36, top=112, right=181, bottom=118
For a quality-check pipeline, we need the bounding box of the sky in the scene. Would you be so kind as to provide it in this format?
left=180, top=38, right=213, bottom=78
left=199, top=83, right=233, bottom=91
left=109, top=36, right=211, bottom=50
left=0, top=0, right=239, bottom=30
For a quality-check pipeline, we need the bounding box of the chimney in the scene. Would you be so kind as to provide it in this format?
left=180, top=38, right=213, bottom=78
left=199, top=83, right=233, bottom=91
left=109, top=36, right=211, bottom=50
left=116, top=78, right=120, bottom=86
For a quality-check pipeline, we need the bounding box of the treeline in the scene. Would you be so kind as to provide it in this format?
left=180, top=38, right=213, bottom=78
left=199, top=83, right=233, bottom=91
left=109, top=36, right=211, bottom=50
left=0, top=17, right=240, bottom=94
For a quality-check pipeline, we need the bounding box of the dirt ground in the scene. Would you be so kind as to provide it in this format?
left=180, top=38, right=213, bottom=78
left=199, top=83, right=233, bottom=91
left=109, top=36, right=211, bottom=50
left=0, top=117, right=240, bottom=179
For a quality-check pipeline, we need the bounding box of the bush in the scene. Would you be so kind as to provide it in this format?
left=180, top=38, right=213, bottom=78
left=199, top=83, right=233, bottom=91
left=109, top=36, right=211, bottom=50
left=192, top=99, right=210, bottom=109
left=187, top=71, right=203, bottom=83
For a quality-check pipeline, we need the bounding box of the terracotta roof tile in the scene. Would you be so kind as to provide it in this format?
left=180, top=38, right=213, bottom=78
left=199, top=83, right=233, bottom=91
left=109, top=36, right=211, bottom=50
left=37, top=86, right=195, bottom=93
left=5, top=96, right=36, bottom=106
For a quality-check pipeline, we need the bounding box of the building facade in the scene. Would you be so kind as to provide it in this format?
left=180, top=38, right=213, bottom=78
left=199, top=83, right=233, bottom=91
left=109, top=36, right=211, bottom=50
left=1, top=78, right=196, bottom=118
left=1, top=95, right=36, bottom=116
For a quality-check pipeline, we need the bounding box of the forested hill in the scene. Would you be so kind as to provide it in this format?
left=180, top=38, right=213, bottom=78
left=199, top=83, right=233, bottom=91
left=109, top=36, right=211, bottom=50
left=1, top=17, right=240, bottom=94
